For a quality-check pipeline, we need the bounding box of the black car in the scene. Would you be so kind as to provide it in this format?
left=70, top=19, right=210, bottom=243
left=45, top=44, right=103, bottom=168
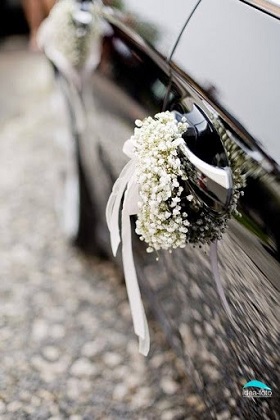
left=46, top=0, right=280, bottom=418
left=0, top=0, right=28, bottom=38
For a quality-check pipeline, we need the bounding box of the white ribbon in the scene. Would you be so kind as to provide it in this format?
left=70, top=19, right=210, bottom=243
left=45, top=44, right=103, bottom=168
left=106, top=139, right=150, bottom=355
left=210, top=240, right=241, bottom=332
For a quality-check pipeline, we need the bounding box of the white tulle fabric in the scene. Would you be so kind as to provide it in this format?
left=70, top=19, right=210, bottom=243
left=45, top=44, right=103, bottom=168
left=106, top=139, right=150, bottom=356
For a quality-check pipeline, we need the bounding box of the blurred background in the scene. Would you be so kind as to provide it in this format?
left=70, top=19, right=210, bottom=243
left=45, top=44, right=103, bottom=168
left=0, top=1, right=206, bottom=419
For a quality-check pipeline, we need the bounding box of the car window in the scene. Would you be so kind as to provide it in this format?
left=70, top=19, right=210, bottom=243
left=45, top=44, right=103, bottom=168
left=171, top=0, right=280, bottom=163
left=105, top=0, right=200, bottom=57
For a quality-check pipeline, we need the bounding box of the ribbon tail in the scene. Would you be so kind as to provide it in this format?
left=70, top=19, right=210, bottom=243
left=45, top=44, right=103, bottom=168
left=121, top=179, right=150, bottom=356
left=138, top=310, right=150, bottom=356
left=105, top=161, right=134, bottom=227
left=210, top=240, right=242, bottom=334
left=210, top=240, right=233, bottom=317
left=106, top=160, right=136, bottom=256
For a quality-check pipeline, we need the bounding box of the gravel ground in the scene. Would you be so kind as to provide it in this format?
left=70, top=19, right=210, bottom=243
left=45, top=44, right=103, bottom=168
left=0, top=38, right=205, bottom=420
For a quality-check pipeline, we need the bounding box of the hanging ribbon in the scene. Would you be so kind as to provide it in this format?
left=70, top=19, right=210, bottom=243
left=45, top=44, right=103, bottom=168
left=210, top=240, right=233, bottom=320
left=106, top=139, right=150, bottom=355
left=210, top=240, right=241, bottom=332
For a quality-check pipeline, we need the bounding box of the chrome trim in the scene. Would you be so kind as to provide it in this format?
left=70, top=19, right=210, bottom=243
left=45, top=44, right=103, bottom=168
left=241, top=0, right=280, bottom=18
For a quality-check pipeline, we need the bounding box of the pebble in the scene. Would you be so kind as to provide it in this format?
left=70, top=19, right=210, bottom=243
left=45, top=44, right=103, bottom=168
left=70, top=358, right=98, bottom=377
left=193, top=323, right=203, bottom=337
left=42, top=345, right=60, bottom=361
left=67, top=379, right=82, bottom=400
left=130, top=387, right=153, bottom=408
left=202, top=364, right=221, bottom=382
left=217, top=410, right=231, bottom=420
left=7, top=401, right=23, bottom=412
left=103, top=352, right=123, bottom=367
left=0, top=401, right=6, bottom=414
left=160, top=378, right=179, bottom=395
left=81, top=339, right=105, bottom=358
left=150, top=353, right=165, bottom=369
left=49, top=324, right=66, bottom=339
left=204, top=321, right=215, bottom=337
left=32, top=319, right=49, bottom=341
left=113, top=383, right=129, bottom=401
left=161, top=409, right=182, bottom=420
left=186, top=394, right=203, bottom=407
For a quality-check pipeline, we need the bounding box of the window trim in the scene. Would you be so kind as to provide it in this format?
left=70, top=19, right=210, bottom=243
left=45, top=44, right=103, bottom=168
left=241, top=0, right=280, bottom=18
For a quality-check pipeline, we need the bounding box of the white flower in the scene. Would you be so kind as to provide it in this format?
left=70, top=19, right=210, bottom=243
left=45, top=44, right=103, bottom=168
left=42, top=0, right=101, bottom=67
left=132, top=112, right=189, bottom=252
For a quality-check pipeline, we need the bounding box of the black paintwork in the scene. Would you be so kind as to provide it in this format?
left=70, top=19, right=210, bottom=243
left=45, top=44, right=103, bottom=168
left=0, top=1, right=28, bottom=38
left=59, top=0, right=280, bottom=418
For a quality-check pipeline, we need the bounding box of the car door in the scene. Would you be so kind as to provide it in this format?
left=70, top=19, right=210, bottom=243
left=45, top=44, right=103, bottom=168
left=134, top=0, right=279, bottom=418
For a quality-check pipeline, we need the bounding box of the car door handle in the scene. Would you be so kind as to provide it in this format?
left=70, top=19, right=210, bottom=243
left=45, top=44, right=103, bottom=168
left=172, top=108, right=233, bottom=213
left=179, top=141, right=231, bottom=189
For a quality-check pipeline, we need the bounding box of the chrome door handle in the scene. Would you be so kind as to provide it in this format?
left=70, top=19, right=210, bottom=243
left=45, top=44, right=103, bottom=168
left=172, top=108, right=233, bottom=213
left=179, top=142, right=231, bottom=189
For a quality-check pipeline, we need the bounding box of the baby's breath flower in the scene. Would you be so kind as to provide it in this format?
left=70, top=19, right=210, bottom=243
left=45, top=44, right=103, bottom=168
left=41, top=0, right=101, bottom=68
left=133, top=112, right=188, bottom=253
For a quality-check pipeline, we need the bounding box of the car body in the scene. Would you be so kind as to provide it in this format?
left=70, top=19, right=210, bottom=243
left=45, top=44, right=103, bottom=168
left=53, top=0, right=280, bottom=417
left=0, top=0, right=28, bottom=38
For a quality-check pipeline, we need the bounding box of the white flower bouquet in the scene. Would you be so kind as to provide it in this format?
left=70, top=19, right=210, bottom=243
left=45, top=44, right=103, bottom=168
left=38, top=0, right=102, bottom=81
